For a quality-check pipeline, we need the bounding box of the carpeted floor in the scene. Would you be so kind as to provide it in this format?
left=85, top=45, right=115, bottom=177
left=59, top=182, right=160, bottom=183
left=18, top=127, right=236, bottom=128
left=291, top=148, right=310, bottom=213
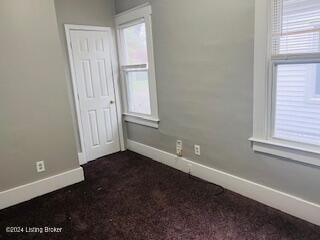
left=0, top=151, right=320, bottom=240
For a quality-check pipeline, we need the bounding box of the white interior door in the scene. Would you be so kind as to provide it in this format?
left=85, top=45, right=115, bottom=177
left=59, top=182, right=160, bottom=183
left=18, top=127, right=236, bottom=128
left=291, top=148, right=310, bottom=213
left=70, top=30, right=120, bottom=161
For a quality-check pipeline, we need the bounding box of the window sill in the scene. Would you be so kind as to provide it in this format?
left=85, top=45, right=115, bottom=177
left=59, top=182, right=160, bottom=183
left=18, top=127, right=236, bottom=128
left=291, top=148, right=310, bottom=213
left=249, top=138, right=320, bottom=167
left=123, top=113, right=159, bottom=129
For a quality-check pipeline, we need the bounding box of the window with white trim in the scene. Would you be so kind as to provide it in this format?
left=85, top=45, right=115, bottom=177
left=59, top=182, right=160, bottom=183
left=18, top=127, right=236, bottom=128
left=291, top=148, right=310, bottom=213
left=251, top=0, right=320, bottom=166
left=115, top=5, right=159, bottom=128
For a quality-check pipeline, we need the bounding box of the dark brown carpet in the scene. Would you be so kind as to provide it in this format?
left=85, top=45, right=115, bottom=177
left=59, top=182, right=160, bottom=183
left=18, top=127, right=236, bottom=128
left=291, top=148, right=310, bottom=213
left=0, top=151, right=320, bottom=240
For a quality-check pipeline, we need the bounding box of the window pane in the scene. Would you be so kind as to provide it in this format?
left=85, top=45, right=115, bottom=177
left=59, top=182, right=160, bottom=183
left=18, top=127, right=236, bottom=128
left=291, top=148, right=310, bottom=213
left=272, top=0, right=320, bottom=55
left=126, top=70, right=151, bottom=115
left=274, top=63, right=320, bottom=145
left=316, top=67, right=320, bottom=95
left=122, top=22, right=148, bottom=65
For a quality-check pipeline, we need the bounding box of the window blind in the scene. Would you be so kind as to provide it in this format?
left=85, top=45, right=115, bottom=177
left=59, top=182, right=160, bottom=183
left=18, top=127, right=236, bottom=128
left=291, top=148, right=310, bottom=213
left=272, top=0, right=320, bottom=56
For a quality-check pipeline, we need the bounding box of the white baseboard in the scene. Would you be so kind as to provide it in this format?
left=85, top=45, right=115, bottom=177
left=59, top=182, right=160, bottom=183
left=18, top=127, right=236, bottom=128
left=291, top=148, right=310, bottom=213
left=78, top=152, right=86, bottom=165
left=127, top=140, right=320, bottom=226
left=0, top=167, right=84, bottom=210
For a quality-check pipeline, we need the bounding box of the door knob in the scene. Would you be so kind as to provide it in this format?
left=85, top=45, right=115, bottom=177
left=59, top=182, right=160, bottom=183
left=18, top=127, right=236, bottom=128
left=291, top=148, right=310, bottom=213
left=110, top=100, right=115, bottom=104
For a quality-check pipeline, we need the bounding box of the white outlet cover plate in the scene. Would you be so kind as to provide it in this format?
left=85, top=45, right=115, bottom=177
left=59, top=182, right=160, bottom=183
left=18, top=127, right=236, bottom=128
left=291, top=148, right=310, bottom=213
left=36, top=161, right=45, bottom=173
left=194, top=145, right=201, bottom=155
left=176, top=140, right=183, bottom=155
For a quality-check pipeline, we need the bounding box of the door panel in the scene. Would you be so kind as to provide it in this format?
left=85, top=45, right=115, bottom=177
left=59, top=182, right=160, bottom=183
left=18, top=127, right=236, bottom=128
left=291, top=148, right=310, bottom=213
left=97, top=59, right=110, bottom=97
left=70, top=30, right=120, bottom=161
left=88, top=110, right=100, bottom=146
left=103, top=108, right=113, bottom=143
left=81, top=60, right=95, bottom=98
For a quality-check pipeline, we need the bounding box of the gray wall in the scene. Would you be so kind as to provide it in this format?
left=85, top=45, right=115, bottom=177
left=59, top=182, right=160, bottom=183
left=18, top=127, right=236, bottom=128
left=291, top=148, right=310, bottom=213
left=0, top=0, right=79, bottom=191
left=116, top=0, right=320, bottom=204
left=54, top=0, right=115, bottom=152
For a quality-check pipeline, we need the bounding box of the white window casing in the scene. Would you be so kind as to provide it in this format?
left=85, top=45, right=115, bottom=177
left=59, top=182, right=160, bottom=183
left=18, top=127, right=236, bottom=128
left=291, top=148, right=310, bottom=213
left=115, top=4, right=159, bottom=128
left=250, top=0, right=320, bottom=166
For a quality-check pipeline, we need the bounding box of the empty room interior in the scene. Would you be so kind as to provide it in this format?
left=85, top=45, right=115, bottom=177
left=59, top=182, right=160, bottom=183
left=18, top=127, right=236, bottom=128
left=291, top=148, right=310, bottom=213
left=1, top=0, right=320, bottom=239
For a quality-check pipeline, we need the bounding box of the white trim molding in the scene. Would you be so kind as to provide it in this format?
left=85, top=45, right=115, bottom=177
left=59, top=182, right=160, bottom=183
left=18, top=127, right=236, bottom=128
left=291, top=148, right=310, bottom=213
left=0, top=167, right=84, bottom=210
left=250, top=138, right=320, bottom=167
left=127, top=140, right=320, bottom=226
left=123, top=113, right=159, bottom=128
left=78, top=152, right=86, bottom=165
left=115, top=4, right=160, bottom=128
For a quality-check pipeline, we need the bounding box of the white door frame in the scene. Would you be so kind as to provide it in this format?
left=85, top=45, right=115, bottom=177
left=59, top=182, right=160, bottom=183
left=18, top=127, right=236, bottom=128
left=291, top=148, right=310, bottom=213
left=65, top=24, right=125, bottom=165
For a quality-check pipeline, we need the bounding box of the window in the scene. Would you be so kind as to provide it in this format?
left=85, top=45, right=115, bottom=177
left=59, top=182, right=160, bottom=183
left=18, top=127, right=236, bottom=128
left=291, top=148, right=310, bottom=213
left=251, top=0, right=320, bottom=166
left=115, top=4, right=159, bottom=128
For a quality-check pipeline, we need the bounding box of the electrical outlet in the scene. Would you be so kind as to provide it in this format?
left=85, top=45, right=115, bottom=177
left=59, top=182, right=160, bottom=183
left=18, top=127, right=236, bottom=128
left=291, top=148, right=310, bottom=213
left=176, top=140, right=183, bottom=156
left=194, top=145, right=201, bottom=156
left=36, top=161, right=46, bottom=173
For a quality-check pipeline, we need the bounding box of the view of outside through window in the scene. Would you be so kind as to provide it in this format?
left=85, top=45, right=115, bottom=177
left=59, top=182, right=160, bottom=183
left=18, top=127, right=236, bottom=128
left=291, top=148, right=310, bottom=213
left=275, top=63, right=320, bottom=145
left=122, top=22, right=151, bottom=115
left=273, top=0, right=320, bottom=146
left=316, top=67, right=320, bottom=95
left=123, top=22, right=148, bottom=65
left=126, top=71, right=151, bottom=115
